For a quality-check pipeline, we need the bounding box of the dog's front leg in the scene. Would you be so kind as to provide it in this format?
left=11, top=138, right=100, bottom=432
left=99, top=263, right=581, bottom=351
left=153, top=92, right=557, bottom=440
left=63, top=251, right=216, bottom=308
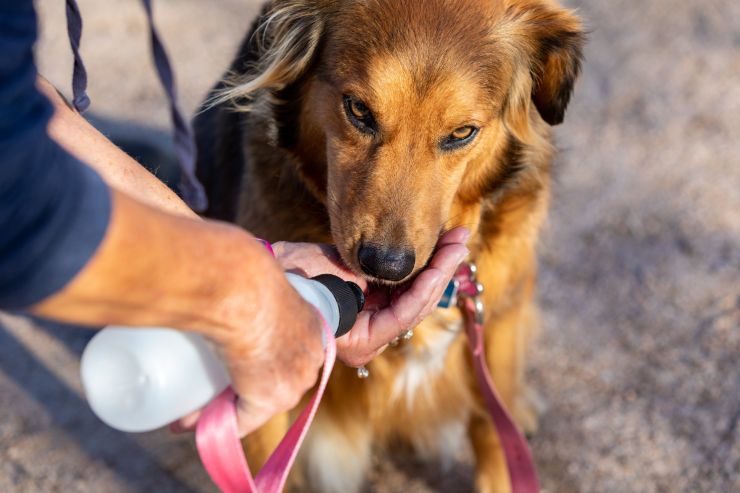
left=469, top=412, right=512, bottom=493
left=468, top=257, right=540, bottom=492
left=298, top=402, right=373, bottom=493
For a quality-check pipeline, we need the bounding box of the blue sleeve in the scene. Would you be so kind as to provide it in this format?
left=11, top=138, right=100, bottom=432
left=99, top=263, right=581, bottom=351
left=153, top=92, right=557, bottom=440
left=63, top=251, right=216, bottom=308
left=0, top=2, right=111, bottom=309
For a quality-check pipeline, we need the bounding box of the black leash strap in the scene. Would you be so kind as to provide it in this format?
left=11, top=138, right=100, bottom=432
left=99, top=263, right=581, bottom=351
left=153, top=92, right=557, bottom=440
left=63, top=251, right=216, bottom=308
left=138, top=0, right=207, bottom=211
left=64, top=0, right=208, bottom=212
left=65, top=0, right=90, bottom=112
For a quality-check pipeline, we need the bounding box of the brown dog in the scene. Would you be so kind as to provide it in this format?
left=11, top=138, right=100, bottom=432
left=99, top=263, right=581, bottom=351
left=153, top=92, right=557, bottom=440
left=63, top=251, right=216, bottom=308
left=194, top=1, right=583, bottom=491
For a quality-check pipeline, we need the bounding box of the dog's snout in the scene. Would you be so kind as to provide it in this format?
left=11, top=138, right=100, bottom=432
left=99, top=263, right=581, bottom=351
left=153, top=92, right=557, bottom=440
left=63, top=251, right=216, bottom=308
left=358, top=243, right=415, bottom=281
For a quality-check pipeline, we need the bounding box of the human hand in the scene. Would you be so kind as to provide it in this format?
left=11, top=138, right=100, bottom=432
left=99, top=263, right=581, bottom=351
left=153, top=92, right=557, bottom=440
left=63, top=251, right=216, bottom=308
left=272, top=227, right=470, bottom=366
left=172, top=237, right=326, bottom=437
left=220, top=268, right=325, bottom=435
left=172, top=227, right=468, bottom=436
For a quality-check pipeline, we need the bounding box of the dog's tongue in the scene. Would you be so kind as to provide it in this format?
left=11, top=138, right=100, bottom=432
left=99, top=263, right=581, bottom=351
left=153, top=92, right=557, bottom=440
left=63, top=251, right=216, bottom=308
left=362, top=278, right=415, bottom=311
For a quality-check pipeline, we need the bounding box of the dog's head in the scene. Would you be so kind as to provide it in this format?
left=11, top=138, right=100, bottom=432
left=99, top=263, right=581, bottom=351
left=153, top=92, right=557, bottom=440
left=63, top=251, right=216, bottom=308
left=222, top=0, right=583, bottom=283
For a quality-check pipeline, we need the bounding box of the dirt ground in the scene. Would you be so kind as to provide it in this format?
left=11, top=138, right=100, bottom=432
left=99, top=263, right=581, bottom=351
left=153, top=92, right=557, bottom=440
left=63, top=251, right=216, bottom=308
left=1, top=0, right=738, bottom=492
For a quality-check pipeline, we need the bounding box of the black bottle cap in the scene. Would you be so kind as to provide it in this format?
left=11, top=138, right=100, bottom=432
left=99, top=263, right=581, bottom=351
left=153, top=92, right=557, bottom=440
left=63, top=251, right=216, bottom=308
left=311, top=274, right=364, bottom=337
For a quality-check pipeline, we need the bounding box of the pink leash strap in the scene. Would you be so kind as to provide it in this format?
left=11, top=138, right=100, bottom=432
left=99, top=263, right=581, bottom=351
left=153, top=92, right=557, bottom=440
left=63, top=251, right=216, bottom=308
left=461, top=296, right=540, bottom=493
left=195, top=317, right=336, bottom=493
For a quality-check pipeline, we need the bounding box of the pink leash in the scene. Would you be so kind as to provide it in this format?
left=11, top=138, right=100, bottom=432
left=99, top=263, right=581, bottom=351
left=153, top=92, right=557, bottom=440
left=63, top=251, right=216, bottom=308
left=460, top=299, right=540, bottom=493
left=195, top=261, right=539, bottom=493
left=455, top=264, right=540, bottom=493
left=195, top=317, right=335, bottom=493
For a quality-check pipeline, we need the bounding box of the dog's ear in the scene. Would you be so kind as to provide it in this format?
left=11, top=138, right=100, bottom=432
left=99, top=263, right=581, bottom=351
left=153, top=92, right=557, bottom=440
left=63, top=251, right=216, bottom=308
left=521, top=5, right=584, bottom=125
left=212, top=0, right=326, bottom=107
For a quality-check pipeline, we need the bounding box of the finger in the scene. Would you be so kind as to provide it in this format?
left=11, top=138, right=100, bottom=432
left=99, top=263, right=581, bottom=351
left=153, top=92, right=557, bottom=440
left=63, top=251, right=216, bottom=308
left=277, top=243, right=369, bottom=290
left=236, top=402, right=275, bottom=437
left=314, top=244, right=368, bottom=287
left=366, top=267, right=446, bottom=345
left=387, top=241, right=465, bottom=305
left=424, top=244, right=469, bottom=310
left=335, top=240, right=468, bottom=365
left=169, top=421, right=188, bottom=434
left=372, top=244, right=467, bottom=332
left=169, top=409, right=201, bottom=433
left=436, top=227, right=471, bottom=247
left=334, top=311, right=384, bottom=367
left=233, top=364, right=319, bottom=437
left=235, top=391, right=299, bottom=437
left=427, top=242, right=469, bottom=273
left=416, top=263, right=464, bottom=322
left=420, top=268, right=456, bottom=316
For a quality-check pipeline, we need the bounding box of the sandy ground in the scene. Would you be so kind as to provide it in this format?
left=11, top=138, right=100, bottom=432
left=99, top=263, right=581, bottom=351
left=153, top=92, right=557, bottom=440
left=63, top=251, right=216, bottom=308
left=1, top=0, right=738, bottom=492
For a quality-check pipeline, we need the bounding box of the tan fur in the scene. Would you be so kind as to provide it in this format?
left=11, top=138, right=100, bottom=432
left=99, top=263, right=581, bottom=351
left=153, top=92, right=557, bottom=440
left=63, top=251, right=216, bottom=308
left=197, top=1, right=583, bottom=491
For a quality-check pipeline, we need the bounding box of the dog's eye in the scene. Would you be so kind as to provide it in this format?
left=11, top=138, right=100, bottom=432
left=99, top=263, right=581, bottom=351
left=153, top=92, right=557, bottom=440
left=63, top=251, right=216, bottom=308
left=343, top=95, right=377, bottom=135
left=440, top=126, right=479, bottom=151
left=349, top=99, right=369, bottom=119
left=451, top=127, right=475, bottom=140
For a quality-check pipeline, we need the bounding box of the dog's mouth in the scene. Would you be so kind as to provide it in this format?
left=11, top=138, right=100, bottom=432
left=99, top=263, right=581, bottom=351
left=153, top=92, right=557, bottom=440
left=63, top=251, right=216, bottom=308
left=336, top=238, right=438, bottom=288
left=359, top=275, right=418, bottom=312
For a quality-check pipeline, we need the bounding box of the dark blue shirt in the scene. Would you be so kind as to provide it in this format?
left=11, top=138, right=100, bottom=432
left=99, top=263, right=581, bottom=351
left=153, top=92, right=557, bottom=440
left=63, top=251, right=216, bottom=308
left=0, top=1, right=111, bottom=309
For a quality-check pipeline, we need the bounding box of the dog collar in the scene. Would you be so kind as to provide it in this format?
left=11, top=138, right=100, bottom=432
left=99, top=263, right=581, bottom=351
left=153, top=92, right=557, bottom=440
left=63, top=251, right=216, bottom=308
left=437, top=262, right=484, bottom=313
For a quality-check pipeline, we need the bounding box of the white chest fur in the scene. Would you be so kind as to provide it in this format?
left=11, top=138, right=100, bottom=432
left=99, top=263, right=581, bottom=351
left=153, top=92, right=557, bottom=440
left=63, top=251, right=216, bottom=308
left=390, top=313, right=462, bottom=409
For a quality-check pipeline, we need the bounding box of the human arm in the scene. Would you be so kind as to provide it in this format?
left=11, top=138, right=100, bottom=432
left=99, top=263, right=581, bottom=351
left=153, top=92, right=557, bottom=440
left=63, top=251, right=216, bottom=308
left=1, top=2, right=323, bottom=436
left=5, top=2, right=468, bottom=437
left=37, top=74, right=470, bottom=368
left=31, top=188, right=325, bottom=435
left=33, top=78, right=469, bottom=432
left=37, top=75, right=198, bottom=219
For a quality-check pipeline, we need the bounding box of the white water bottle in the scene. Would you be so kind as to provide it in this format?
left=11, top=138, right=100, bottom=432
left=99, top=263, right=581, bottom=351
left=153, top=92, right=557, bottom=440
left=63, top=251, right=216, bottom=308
left=80, top=273, right=363, bottom=433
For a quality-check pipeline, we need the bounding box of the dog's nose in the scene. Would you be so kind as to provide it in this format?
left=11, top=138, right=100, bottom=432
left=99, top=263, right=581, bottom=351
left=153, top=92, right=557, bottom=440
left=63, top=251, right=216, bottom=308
left=358, top=243, right=415, bottom=281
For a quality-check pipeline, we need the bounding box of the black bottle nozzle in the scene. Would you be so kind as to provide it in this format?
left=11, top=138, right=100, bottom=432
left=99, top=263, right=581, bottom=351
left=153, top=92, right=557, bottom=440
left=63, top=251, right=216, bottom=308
left=311, top=274, right=365, bottom=337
